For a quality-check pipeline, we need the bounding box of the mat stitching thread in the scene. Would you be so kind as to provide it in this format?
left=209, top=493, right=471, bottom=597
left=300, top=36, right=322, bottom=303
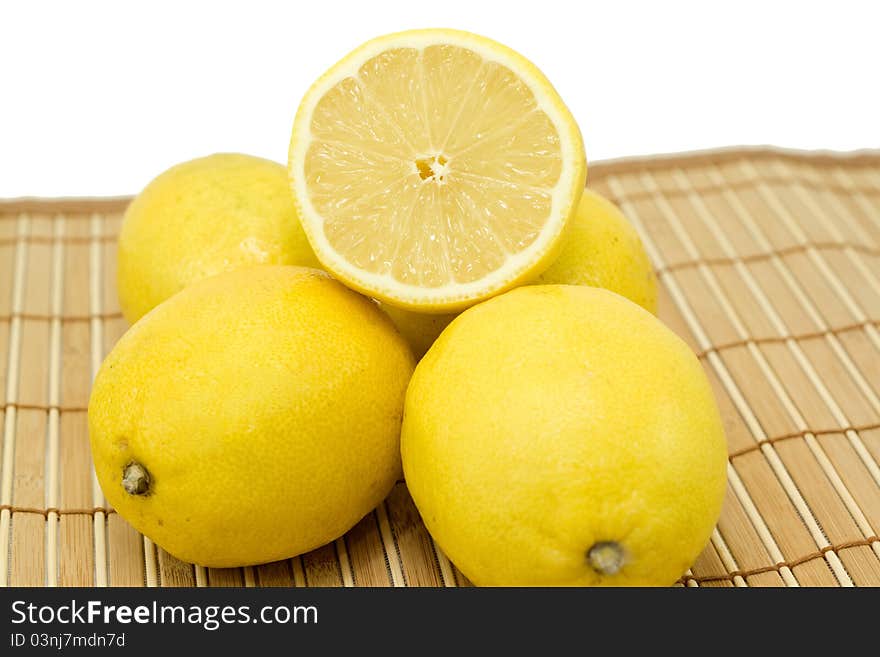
left=679, top=536, right=880, bottom=584
left=727, top=423, right=880, bottom=459
left=1, top=402, right=88, bottom=413
left=0, top=235, right=116, bottom=245
left=587, top=147, right=880, bottom=181
left=0, top=311, right=124, bottom=322
left=656, top=241, right=880, bottom=274
left=692, top=321, right=880, bottom=358
left=0, top=504, right=115, bottom=517
left=594, top=176, right=880, bottom=204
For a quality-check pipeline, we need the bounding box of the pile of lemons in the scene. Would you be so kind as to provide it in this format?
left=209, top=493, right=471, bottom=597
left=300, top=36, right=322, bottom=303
left=89, top=29, right=727, bottom=586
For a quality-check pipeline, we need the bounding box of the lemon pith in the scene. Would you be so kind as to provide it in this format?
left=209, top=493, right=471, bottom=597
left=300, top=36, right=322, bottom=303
left=401, top=285, right=727, bottom=586
left=289, top=29, right=586, bottom=312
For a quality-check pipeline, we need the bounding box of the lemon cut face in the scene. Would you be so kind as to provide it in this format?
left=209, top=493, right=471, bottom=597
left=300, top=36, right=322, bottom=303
left=289, top=29, right=586, bottom=312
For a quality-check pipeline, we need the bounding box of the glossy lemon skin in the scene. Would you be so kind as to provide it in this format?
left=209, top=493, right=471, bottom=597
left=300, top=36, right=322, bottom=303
left=401, top=285, right=727, bottom=586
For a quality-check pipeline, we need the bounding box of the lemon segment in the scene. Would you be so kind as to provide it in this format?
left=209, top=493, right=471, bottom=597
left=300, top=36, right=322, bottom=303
left=290, top=29, right=586, bottom=312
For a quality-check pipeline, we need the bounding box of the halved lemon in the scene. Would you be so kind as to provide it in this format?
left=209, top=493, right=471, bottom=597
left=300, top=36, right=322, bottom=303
left=289, top=29, right=586, bottom=312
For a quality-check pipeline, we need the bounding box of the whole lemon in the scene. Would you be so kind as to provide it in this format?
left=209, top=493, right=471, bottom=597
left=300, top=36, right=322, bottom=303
left=89, top=266, right=414, bottom=567
left=383, top=189, right=657, bottom=359
left=117, top=153, right=320, bottom=323
left=401, top=285, right=727, bottom=586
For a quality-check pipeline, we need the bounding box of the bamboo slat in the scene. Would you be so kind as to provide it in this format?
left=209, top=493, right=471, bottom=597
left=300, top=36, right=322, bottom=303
left=1, top=147, right=878, bottom=587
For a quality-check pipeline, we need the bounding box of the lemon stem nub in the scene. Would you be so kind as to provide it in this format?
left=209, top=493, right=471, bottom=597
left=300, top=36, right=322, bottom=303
left=588, top=541, right=625, bottom=576
left=122, top=462, right=151, bottom=496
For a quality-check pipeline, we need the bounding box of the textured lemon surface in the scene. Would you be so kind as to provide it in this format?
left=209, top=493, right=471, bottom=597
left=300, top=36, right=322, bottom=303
left=402, top=285, right=727, bottom=586
left=90, top=266, right=414, bottom=567
left=289, top=28, right=586, bottom=312
left=385, top=189, right=657, bottom=358
left=535, top=189, right=657, bottom=312
left=117, top=153, right=320, bottom=323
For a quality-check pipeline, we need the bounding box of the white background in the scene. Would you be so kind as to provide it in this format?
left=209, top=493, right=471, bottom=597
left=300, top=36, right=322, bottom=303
left=1, top=0, right=878, bottom=196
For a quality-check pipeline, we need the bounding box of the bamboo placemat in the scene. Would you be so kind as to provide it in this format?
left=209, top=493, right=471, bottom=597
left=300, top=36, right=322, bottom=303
left=1, top=147, right=879, bottom=587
